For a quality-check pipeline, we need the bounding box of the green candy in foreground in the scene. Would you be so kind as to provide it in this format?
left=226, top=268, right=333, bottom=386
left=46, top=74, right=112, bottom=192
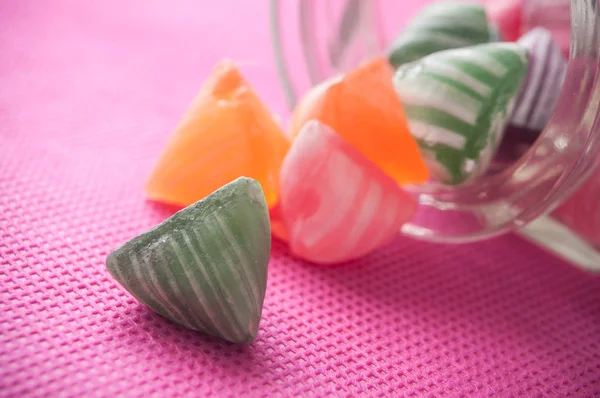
left=393, top=43, right=528, bottom=185
left=106, top=177, right=271, bottom=344
left=388, top=2, right=497, bottom=69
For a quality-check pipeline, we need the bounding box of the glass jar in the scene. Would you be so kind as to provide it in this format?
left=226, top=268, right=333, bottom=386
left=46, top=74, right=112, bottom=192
left=269, top=0, right=600, bottom=270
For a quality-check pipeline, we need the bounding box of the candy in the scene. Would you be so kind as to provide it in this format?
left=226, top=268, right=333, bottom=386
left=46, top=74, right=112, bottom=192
left=269, top=202, right=289, bottom=242
left=288, top=57, right=429, bottom=185
left=488, top=24, right=503, bottom=42
left=388, top=2, right=496, bottom=68
left=146, top=60, right=290, bottom=208
left=487, top=0, right=523, bottom=42
left=107, top=177, right=270, bottom=344
left=393, top=43, right=528, bottom=185
left=492, top=125, right=538, bottom=167
left=280, top=120, right=417, bottom=265
left=510, top=27, right=567, bottom=132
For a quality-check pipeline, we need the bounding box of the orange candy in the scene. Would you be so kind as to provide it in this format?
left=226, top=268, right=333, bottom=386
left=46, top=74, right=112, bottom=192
left=146, top=60, right=290, bottom=208
left=269, top=202, right=289, bottom=242
left=288, top=57, right=429, bottom=185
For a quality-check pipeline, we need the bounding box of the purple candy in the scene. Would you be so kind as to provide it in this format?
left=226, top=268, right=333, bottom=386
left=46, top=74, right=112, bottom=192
left=510, top=27, right=567, bottom=132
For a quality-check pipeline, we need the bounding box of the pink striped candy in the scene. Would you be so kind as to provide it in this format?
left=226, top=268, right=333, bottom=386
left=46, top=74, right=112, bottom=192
left=487, top=0, right=523, bottom=42
left=279, top=120, right=417, bottom=265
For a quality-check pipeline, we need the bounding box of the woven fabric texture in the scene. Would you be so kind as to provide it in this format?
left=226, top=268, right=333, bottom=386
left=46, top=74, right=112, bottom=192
left=1, top=1, right=600, bottom=396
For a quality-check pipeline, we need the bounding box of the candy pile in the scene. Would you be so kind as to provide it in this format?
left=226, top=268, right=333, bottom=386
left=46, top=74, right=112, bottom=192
left=106, top=0, right=570, bottom=343
left=389, top=1, right=567, bottom=181
left=108, top=59, right=425, bottom=343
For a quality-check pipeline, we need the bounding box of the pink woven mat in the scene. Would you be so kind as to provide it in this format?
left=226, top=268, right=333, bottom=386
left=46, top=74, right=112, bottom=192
left=2, top=1, right=600, bottom=396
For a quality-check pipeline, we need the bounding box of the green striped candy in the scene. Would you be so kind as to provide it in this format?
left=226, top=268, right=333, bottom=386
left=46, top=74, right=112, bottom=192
left=393, top=43, right=528, bottom=185
left=106, top=177, right=271, bottom=344
left=388, top=2, right=497, bottom=69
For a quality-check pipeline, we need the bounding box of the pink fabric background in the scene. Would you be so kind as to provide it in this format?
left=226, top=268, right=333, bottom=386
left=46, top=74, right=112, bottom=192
left=1, top=0, right=599, bottom=396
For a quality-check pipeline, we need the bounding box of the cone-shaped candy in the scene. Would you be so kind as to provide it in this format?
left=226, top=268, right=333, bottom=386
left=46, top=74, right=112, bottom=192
left=289, top=57, right=429, bottom=185
left=146, top=60, right=290, bottom=208
left=107, top=177, right=270, bottom=344
left=393, top=43, right=528, bottom=185
left=280, top=121, right=417, bottom=265
left=510, top=27, right=567, bottom=132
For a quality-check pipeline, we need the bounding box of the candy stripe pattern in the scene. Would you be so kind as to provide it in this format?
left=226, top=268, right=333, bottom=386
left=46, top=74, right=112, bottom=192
left=280, top=121, right=417, bottom=265
left=510, top=27, right=567, bottom=132
left=393, top=43, right=528, bottom=185
left=107, top=177, right=271, bottom=344
left=388, top=2, right=496, bottom=68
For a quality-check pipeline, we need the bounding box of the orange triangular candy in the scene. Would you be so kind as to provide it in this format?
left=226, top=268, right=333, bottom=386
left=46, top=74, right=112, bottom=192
left=288, top=57, right=428, bottom=184
left=146, top=60, right=290, bottom=207
left=269, top=201, right=289, bottom=242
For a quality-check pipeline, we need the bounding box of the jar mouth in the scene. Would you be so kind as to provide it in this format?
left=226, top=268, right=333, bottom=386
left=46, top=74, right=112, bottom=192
left=270, top=0, right=600, bottom=242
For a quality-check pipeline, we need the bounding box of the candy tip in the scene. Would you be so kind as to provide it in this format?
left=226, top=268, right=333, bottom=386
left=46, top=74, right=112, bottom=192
left=105, top=250, right=121, bottom=282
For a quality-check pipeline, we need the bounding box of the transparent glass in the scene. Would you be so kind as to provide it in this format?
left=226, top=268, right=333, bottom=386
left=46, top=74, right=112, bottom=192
left=270, top=0, right=600, bottom=269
